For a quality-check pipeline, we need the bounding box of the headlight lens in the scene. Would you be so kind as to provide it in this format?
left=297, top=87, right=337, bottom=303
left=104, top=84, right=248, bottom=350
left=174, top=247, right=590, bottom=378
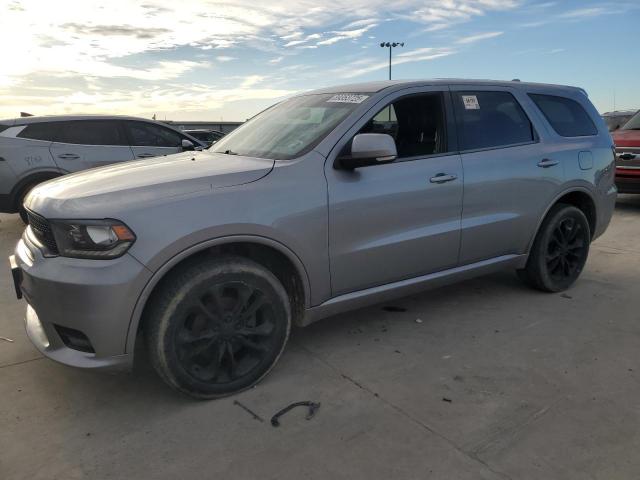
left=50, top=219, right=136, bottom=259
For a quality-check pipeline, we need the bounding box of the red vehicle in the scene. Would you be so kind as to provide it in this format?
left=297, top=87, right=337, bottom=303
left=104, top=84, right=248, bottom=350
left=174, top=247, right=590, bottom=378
left=612, top=111, right=640, bottom=193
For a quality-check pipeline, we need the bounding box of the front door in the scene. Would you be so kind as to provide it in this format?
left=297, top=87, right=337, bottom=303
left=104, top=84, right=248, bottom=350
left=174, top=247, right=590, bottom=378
left=124, top=121, right=185, bottom=160
left=326, top=89, right=463, bottom=296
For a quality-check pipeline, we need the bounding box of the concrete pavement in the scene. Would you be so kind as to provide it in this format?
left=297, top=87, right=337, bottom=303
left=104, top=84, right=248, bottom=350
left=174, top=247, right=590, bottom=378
left=1, top=196, right=639, bottom=479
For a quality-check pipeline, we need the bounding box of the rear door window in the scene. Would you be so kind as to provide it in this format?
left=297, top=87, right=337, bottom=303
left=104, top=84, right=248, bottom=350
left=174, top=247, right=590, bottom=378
left=55, top=120, right=127, bottom=145
left=529, top=94, right=597, bottom=137
left=125, top=121, right=183, bottom=147
left=453, top=91, right=535, bottom=151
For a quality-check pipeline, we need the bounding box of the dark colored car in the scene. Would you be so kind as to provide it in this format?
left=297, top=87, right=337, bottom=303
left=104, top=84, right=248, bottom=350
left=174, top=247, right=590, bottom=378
left=612, top=111, right=640, bottom=193
left=183, top=129, right=225, bottom=147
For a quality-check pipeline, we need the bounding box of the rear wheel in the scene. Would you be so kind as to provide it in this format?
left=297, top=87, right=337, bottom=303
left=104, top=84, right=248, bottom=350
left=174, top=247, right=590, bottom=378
left=145, top=256, right=291, bottom=399
left=518, top=204, right=590, bottom=292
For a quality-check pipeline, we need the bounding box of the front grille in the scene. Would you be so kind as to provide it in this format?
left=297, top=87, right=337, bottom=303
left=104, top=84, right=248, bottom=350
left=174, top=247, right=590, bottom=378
left=26, top=209, right=59, bottom=255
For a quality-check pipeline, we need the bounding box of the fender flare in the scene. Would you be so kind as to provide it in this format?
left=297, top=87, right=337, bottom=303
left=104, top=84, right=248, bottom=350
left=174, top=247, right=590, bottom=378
left=525, top=186, right=596, bottom=254
left=124, top=234, right=312, bottom=354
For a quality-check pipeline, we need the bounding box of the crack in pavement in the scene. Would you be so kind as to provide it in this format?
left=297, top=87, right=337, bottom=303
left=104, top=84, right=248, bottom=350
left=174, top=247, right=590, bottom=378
left=292, top=341, right=514, bottom=480
left=0, top=357, right=43, bottom=370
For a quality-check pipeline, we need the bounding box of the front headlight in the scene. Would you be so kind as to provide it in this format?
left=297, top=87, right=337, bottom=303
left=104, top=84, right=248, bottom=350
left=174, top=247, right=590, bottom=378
left=50, top=219, right=136, bottom=259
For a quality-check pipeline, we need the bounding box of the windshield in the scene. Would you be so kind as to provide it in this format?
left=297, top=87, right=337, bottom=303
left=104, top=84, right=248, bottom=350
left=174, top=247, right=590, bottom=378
left=211, top=93, right=369, bottom=160
left=621, top=111, right=640, bottom=130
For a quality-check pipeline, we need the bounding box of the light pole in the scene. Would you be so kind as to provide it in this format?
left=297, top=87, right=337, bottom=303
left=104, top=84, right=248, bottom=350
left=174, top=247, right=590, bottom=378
left=380, top=42, right=404, bottom=80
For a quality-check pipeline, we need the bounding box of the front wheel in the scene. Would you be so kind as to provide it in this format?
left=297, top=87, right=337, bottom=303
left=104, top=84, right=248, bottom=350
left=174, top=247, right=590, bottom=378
left=145, top=256, right=291, bottom=399
left=518, top=204, right=591, bottom=292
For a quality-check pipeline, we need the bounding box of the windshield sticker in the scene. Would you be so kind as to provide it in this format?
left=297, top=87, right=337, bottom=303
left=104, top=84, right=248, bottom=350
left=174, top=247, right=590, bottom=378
left=462, top=95, right=480, bottom=110
left=327, top=94, right=369, bottom=104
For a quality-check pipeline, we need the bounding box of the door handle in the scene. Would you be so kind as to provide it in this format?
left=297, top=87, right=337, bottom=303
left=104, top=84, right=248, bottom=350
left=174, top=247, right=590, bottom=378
left=619, top=153, right=636, bottom=160
left=537, top=158, right=559, bottom=168
left=57, top=153, right=79, bottom=160
left=429, top=173, right=458, bottom=184
left=136, top=153, right=155, bottom=158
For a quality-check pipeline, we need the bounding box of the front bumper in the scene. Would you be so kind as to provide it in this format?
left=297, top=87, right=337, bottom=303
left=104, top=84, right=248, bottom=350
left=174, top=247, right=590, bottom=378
left=13, top=229, right=152, bottom=371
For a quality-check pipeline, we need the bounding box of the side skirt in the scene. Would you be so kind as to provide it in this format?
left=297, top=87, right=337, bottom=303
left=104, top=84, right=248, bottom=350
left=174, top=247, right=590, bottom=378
left=300, top=254, right=527, bottom=326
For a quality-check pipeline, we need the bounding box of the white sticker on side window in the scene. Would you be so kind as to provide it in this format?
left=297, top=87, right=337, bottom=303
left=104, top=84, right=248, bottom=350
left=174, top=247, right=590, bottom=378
left=327, top=94, right=369, bottom=104
left=462, top=95, right=480, bottom=110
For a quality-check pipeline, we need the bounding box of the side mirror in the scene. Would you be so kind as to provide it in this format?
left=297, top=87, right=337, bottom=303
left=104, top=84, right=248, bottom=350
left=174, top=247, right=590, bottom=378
left=182, top=139, right=195, bottom=151
left=336, top=133, right=397, bottom=170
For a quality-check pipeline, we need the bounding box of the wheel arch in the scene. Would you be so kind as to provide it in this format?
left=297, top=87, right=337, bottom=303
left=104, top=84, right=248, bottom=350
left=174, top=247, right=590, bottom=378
left=125, top=235, right=311, bottom=354
left=527, top=187, right=597, bottom=254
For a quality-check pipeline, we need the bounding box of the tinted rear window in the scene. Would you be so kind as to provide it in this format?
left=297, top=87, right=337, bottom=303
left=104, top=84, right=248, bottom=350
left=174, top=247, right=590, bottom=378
left=454, top=91, right=535, bottom=151
left=18, top=120, right=127, bottom=145
left=529, top=94, right=597, bottom=137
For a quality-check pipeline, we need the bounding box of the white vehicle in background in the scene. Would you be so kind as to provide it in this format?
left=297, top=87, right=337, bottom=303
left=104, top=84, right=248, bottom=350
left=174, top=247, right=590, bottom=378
left=0, top=115, right=205, bottom=221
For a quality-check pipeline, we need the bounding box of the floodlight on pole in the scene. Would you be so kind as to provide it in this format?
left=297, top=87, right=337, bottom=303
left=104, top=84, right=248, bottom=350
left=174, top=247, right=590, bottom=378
left=380, top=42, right=404, bottom=80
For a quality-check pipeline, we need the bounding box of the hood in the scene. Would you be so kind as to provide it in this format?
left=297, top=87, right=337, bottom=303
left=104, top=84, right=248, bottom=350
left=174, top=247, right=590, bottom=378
left=26, top=150, right=274, bottom=217
left=612, top=129, right=640, bottom=147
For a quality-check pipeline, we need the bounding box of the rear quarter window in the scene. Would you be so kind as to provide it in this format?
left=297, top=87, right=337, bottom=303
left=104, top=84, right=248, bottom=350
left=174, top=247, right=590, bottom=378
left=17, top=123, right=58, bottom=141
left=529, top=94, right=597, bottom=137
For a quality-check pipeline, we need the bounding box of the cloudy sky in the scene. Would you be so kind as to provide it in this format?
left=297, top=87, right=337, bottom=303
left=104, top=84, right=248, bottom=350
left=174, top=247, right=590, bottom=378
left=0, top=0, right=637, bottom=121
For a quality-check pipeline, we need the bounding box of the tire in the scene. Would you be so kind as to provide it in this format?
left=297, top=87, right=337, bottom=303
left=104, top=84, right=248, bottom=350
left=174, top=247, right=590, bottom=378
left=518, top=204, right=591, bottom=292
left=145, top=255, right=291, bottom=399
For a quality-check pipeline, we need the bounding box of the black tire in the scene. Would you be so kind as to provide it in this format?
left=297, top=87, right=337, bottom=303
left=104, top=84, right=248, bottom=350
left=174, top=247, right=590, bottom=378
left=145, top=255, right=291, bottom=399
left=518, top=204, right=591, bottom=292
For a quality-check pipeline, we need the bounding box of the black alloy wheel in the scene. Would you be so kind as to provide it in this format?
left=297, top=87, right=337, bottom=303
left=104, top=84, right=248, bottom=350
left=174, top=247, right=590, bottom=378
left=146, top=256, right=291, bottom=399
left=545, top=216, right=588, bottom=283
left=518, top=204, right=591, bottom=292
left=175, top=281, right=278, bottom=384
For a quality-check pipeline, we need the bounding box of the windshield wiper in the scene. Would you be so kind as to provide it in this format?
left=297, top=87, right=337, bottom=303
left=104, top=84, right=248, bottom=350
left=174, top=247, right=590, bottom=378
left=220, top=149, right=238, bottom=155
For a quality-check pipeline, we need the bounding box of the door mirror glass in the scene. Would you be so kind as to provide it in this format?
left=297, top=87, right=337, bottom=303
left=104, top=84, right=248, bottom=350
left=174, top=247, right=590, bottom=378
left=181, top=139, right=195, bottom=151
left=336, top=133, right=397, bottom=170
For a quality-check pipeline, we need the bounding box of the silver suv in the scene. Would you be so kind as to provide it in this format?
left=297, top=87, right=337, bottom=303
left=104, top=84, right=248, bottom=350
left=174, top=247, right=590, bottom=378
left=0, top=115, right=204, bottom=221
left=9, top=80, right=617, bottom=398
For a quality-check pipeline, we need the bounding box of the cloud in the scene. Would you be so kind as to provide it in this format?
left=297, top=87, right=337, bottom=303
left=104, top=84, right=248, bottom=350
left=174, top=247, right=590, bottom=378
left=0, top=84, right=296, bottom=117
left=268, top=56, right=285, bottom=64
left=407, top=0, right=519, bottom=31
left=334, top=47, right=455, bottom=79
left=0, top=0, right=521, bottom=117
left=520, top=3, right=637, bottom=28
left=316, top=25, right=377, bottom=46
left=558, top=7, right=608, bottom=19
left=241, top=75, right=265, bottom=88
left=456, top=31, right=504, bottom=44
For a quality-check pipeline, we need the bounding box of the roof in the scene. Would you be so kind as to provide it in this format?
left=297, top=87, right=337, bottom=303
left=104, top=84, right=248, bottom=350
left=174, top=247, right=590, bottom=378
left=304, top=78, right=587, bottom=95
left=0, top=114, right=157, bottom=125
left=602, top=109, right=637, bottom=117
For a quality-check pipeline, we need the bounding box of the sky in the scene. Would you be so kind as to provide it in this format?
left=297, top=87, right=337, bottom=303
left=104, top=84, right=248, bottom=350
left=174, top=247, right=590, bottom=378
left=0, top=0, right=637, bottom=121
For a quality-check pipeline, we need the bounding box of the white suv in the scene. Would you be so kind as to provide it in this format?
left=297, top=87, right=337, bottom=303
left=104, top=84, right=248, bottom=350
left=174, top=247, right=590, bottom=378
left=0, top=115, right=205, bottom=220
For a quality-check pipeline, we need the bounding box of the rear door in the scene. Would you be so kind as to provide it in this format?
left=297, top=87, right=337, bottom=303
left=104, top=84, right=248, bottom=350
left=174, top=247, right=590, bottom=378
left=450, top=86, right=565, bottom=264
left=124, top=121, right=187, bottom=159
left=49, top=120, right=134, bottom=172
